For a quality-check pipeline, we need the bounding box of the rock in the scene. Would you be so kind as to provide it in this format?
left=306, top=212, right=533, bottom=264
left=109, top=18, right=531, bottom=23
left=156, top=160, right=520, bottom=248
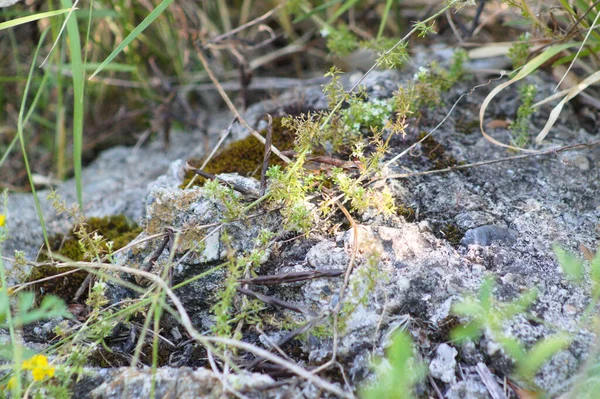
left=429, top=343, right=458, bottom=383
left=90, top=367, right=278, bottom=399
left=445, top=370, right=491, bottom=399
left=0, top=0, right=21, bottom=7
left=461, top=225, right=518, bottom=247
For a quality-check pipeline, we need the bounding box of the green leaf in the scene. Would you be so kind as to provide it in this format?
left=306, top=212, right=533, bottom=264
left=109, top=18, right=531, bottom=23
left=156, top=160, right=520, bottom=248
left=452, top=298, right=481, bottom=317
left=591, top=249, right=600, bottom=284
left=326, top=0, right=361, bottom=25
left=61, top=0, right=85, bottom=208
left=479, top=277, right=495, bottom=312
left=504, top=288, right=537, bottom=318
left=450, top=321, right=482, bottom=343
left=360, top=331, right=424, bottom=399
left=497, top=335, right=526, bottom=362
left=19, top=295, right=71, bottom=325
left=517, top=334, right=571, bottom=380
left=0, top=8, right=72, bottom=30
left=90, top=0, right=175, bottom=79
left=58, top=63, right=136, bottom=73
left=292, top=0, right=340, bottom=23
left=554, top=245, right=584, bottom=282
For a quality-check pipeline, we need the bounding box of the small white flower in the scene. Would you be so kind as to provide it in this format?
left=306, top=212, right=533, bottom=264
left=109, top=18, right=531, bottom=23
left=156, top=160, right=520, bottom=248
left=413, top=66, right=429, bottom=80
left=320, top=28, right=330, bottom=37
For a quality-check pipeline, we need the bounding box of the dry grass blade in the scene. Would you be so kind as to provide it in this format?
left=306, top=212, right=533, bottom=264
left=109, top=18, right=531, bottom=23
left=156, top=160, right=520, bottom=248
left=478, top=42, right=577, bottom=152
left=535, top=70, right=600, bottom=143
left=187, top=164, right=257, bottom=197
left=476, top=362, right=508, bottom=399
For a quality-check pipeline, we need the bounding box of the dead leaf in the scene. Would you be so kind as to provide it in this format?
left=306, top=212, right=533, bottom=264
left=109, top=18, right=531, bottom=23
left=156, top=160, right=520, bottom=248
left=486, top=119, right=511, bottom=129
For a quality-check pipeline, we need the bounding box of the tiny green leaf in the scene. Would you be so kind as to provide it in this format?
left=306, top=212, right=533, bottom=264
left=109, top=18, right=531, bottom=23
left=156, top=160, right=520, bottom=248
left=497, top=336, right=526, bottom=363
left=517, top=334, right=571, bottom=380
left=554, top=245, right=584, bottom=282
left=450, top=321, right=482, bottom=343
left=591, top=249, right=600, bottom=284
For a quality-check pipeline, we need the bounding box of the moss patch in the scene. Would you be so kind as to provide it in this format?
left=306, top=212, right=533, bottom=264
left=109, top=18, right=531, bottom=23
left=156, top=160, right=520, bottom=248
left=439, top=223, right=464, bottom=247
left=183, top=117, right=297, bottom=188
left=397, top=205, right=415, bottom=222
left=418, top=132, right=465, bottom=170
left=454, top=117, right=479, bottom=135
left=29, top=215, right=142, bottom=302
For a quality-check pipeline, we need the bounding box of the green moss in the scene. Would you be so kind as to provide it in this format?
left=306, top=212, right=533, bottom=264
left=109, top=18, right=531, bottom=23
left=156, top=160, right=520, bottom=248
left=182, top=117, right=297, bottom=188
left=454, top=118, right=479, bottom=135
left=30, top=215, right=142, bottom=302
left=418, top=132, right=463, bottom=170
left=397, top=205, right=415, bottom=222
left=440, top=223, right=464, bottom=247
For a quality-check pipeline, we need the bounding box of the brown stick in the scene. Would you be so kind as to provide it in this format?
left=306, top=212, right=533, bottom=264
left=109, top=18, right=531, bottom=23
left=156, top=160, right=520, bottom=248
left=236, top=287, right=316, bottom=317
left=187, top=164, right=257, bottom=197
left=381, top=139, right=600, bottom=180
left=238, top=269, right=344, bottom=286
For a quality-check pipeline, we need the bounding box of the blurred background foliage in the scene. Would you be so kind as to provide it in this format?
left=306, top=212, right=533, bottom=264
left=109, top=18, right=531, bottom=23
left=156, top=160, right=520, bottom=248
left=0, top=0, right=598, bottom=191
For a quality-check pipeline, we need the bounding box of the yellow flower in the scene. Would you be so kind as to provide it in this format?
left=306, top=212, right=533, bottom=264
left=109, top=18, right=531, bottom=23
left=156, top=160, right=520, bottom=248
left=22, top=354, right=55, bottom=381
left=6, top=376, right=17, bottom=389
left=0, top=214, right=5, bottom=227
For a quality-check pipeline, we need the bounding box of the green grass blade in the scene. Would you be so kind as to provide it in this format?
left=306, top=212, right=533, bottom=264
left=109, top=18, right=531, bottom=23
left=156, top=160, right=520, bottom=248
left=17, top=29, right=51, bottom=251
left=377, top=0, right=394, bottom=39
left=326, top=0, right=360, bottom=25
left=292, top=0, right=340, bottom=23
left=89, top=0, right=175, bottom=80
left=0, top=70, right=51, bottom=170
left=61, top=0, right=85, bottom=207
left=0, top=8, right=72, bottom=30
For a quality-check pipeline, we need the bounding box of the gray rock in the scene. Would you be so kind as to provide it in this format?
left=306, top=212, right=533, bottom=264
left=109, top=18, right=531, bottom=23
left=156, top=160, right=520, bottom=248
left=90, top=367, right=278, bottom=399
left=461, top=225, right=518, bottom=247
left=429, top=343, right=458, bottom=383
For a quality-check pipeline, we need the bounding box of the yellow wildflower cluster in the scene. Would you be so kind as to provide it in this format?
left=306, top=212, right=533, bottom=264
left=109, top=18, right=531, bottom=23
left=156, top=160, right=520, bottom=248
left=5, top=354, right=55, bottom=390
left=0, top=214, right=5, bottom=227
left=22, top=354, right=55, bottom=381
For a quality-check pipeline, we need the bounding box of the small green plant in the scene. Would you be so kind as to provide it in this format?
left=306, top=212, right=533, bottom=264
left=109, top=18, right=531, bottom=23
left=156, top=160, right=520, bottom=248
left=510, top=83, right=537, bottom=148
left=507, top=33, right=532, bottom=68
left=451, top=276, right=572, bottom=387
left=211, top=230, right=274, bottom=339
left=360, top=331, right=425, bottom=399
left=340, top=97, right=396, bottom=136
left=324, top=24, right=358, bottom=56
left=549, top=245, right=600, bottom=398
left=412, top=49, right=469, bottom=107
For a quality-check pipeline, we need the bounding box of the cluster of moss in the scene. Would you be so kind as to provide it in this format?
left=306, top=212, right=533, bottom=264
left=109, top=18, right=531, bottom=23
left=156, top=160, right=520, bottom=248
left=397, top=204, right=416, bottom=222
left=182, top=117, right=297, bottom=188
left=439, top=223, right=464, bottom=247
left=29, top=215, right=142, bottom=302
left=454, top=117, right=479, bottom=135
left=418, top=132, right=464, bottom=171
